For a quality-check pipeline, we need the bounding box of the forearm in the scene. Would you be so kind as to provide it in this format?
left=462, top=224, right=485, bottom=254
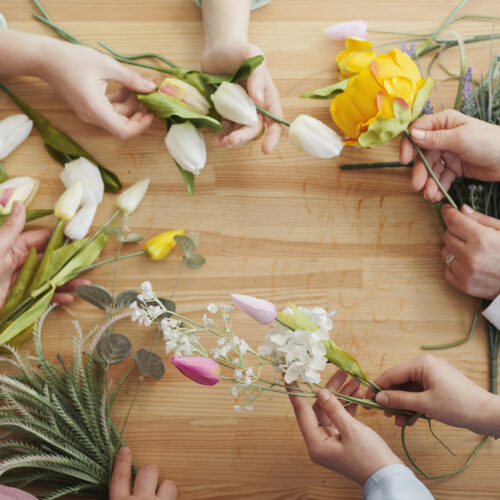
left=467, top=391, right=500, bottom=438
left=201, top=0, right=251, bottom=48
left=0, top=29, right=54, bottom=79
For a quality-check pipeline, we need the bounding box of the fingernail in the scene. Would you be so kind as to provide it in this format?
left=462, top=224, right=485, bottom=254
left=462, top=204, right=473, bottom=215
left=411, top=129, right=425, bottom=140
left=375, top=392, right=388, bottom=405
left=12, top=201, right=22, bottom=215
left=317, top=389, right=332, bottom=402
left=145, top=79, right=156, bottom=91
left=120, top=447, right=131, bottom=455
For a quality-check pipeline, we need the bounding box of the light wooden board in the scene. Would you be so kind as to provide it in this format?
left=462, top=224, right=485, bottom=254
left=2, top=1, right=500, bottom=498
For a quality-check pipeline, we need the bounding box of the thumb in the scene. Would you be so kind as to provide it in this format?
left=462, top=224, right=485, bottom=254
left=375, top=390, right=426, bottom=413
left=0, top=202, right=25, bottom=255
left=111, top=63, right=156, bottom=94
left=317, top=389, right=353, bottom=435
left=461, top=204, right=500, bottom=230
left=410, top=127, right=460, bottom=153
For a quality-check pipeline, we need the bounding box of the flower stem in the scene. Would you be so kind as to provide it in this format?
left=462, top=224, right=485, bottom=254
left=256, top=105, right=291, bottom=127
left=116, top=376, right=143, bottom=449
left=170, top=260, right=186, bottom=301
left=340, top=161, right=413, bottom=170
left=404, top=130, right=458, bottom=209
left=72, top=250, right=147, bottom=276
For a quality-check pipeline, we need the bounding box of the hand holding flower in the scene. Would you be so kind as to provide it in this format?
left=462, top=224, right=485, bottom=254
left=400, top=110, right=500, bottom=201
left=289, top=370, right=402, bottom=485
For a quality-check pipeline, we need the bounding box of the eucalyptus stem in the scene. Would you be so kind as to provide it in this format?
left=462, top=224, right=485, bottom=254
left=72, top=250, right=147, bottom=276
left=170, top=260, right=186, bottom=301
left=404, top=130, right=458, bottom=209
left=116, top=376, right=143, bottom=449
left=112, top=240, right=123, bottom=301
left=340, top=161, right=413, bottom=170
left=256, top=105, right=291, bottom=127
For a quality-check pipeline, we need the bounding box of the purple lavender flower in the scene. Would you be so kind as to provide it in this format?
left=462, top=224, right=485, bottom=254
left=401, top=42, right=416, bottom=58
left=468, top=184, right=477, bottom=192
left=461, top=66, right=476, bottom=116
left=421, top=100, right=434, bottom=115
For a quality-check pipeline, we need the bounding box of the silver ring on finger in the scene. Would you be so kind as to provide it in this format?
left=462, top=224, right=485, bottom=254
left=446, top=253, right=455, bottom=267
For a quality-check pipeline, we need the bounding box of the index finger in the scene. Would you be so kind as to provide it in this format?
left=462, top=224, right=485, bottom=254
left=109, top=447, right=132, bottom=499
left=373, top=358, right=426, bottom=392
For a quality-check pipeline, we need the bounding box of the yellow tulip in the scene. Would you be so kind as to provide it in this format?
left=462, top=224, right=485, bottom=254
left=336, top=37, right=375, bottom=78
left=330, top=48, right=433, bottom=146
left=145, top=229, right=185, bottom=261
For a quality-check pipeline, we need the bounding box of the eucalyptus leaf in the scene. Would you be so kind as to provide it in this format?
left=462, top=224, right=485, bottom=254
left=122, top=233, right=143, bottom=243
left=75, top=284, right=113, bottom=311
left=184, top=253, right=206, bottom=269
left=137, top=92, right=221, bottom=131
left=101, top=226, right=124, bottom=240
left=147, top=297, right=176, bottom=321
left=114, top=290, right=140, bottom=310
left=0, top=83, right=122, bottom=193
left=96, top=333, right=132, bottom=365
left=0, top=209, right=54, bottom=227
left=175, top=160, right=195, bottom=196
left=300, top=78, right=349, bottom=100
left=174, top=234, right=196, bottom=254
left=133, top=348, right=166, bottom=380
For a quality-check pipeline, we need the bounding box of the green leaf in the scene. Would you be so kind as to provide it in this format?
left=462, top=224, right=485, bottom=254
left=300, top=78, right=349, bottom=99
left=277, top=312, right=297, bottom=330
left=137, top=92, right=221, bottom=131
left=0, top=83, right=122, bottom=193
left=122, top=233, right=143, bottom=243
left=201, top=55, right=265, bottom=85
left=184, top=253, right=206, bottom=269
left=322, top=339, right=369, bottom=382
left=0, top=162, right=7, bottom=182
left=174, top=235, right=196, bottom=254
left=133, top=348, right=166, bottom=380
left=96, top=333, right=132, bottom=365
left=175, top=160, right=195, bottom=196
left=147, top=297, right=176, bottom=321
left=0, top=209, right=55, bottom=227
left=411, top=77, right=435, bottom=120
left=101, top=226, right=124, bottom=240
left=114, top=290, right=139, bottom=310
left=75, top=285, right=113, bottom=311
left=289, top=304, right=320, bottom=332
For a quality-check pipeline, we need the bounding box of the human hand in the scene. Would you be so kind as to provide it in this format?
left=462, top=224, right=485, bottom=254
left=110, top=447, right=177, bottom=500
left=400, top=110, right=500, bottom=201
left=0, top=202, right=90, bottom=309
left=201, top=41, right=283, bottom=154
left=440, top=204, right=500, bottom=299
left=35, top=37, right=155, bottom=140
left=288, top=370, right=402, bottom=485
left=370, top=355, right=500, bottom=437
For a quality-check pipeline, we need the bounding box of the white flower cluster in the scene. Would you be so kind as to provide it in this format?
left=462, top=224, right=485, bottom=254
left=231, top=385, right=256, bottom=412
left=161, top=317, right=199, bottom=357
left=129, top=282, right=163, bottom=326
left=257, top=306, right=334, bottom=384
left=211, top=335, right=249, bottom=361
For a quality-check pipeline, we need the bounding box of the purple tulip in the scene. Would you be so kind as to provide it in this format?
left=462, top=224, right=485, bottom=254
left=171, top=356, right=221, bottom=386
left=0, top=486, right=38, bottom=500
left=323, top=20, right=368, bottom=40
left=231, top=293, right=277, bottom=325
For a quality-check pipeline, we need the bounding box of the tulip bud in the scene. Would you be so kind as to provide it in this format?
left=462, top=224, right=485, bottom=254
left=54, top=181, right=83, bottom=221
left=0, top=13, right=7, bottom=28
left=288, top=115, right=343, bottom=158
left=0, top=177, right=39, bottom=215
left=171, top=356, right=221, bottom=386
left=0, top=485, right=38, bottom=500
left=116, top=178, right=150, bottom=215
left=64, top=203, right=98, bottom=240
left=145, top=229, right=185, bottom=261
left=0, top=114, right=34, bottom=160
left=159, top=78, right=211, bottom=116
left=60, top=157, right=104, bottom=205
left=165, top=123, right=206, bottom=175
left=231, top=293, right=277, bottom=325
left=211, top=82, right=258, bottom=126
left=324, top=20, right=368, bottom=40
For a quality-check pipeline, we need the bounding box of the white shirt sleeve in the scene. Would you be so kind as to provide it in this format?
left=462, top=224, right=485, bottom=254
left=362, top=464, right=434, bottom=500
left=483, top=295, right=500, bottom=330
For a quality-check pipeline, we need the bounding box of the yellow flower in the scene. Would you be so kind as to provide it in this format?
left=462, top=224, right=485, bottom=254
left=336, top=37, right=375, bottom=78
left=330, top=48, right=434, bottom=146
left=145, top=229, right=185, bottom=261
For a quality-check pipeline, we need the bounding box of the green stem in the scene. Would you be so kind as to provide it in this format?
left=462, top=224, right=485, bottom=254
left=0, top=162, right=7, bottom=182
left=421, top=300, right=481, bottom=350
left=71, top=250, right=146, bottom=276
left=256, top=105, right=291, bottom=127
left=109, top=365, right=136, bottom=408
left=170, top=260, right=186, bottom=301
left=340, top=161, right=413, bottom=170
left=404, top=131, right=458, bottom=209
left=417, top=33, right=500, bottom=57
left=112, top=240, right=123, bottom=301
left=97, top=41, right=178, bottom=68
left=116, top=376, right=143, bottom=450
left=275, top=316, right=296, bottom=330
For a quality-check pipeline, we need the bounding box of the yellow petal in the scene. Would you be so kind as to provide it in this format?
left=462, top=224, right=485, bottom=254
left=330, top=92, right=365, bottom=139
left=376, top=92, right=394, bottom=119
left=145, top=229, right=185, bottom=261
left=370, top=49, right=421, bottom=90
left=383, top=76, right=415, bottom=105
left=336, top=37, right=375, bottom=77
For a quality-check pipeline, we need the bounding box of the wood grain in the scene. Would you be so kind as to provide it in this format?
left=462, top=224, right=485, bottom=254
left=2, top=1, right=500, bottom=498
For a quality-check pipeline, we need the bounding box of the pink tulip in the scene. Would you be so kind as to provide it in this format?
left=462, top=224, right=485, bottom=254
left=231, top=293, right=277, bottom=325
left=324, top=20, right=368, bottom=40
left=0, top=486, right=38, bottom=500
left=171, top=356, right=221, bottom=386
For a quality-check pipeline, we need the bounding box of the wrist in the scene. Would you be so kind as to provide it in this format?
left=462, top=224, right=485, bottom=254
left=355, top=454, right=403, bottom=485
left=468, top=392, right=500, bottom=437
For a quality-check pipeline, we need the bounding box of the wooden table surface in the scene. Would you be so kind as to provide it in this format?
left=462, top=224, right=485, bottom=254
left=2, top=1, right=500, bottom=498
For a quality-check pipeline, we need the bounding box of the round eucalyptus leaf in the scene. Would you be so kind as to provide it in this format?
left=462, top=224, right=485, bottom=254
left=123, top=233, right=143, bottom=243
left=115, top=290, right=140, bottom=310
left=75, top=284, right=113, bottom=310
left=174, top=235, right=196, bottom=254
left=96, top=334, right=132, bottom=365
left=133, top=348, right=166, bottom=380
left=185, top=254, right=206, bottom=269
left=102, top=226, right=124, bottom=240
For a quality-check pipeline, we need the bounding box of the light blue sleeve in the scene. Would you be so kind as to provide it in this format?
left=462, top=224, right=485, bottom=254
left=193, top=0, right=272, bottom=10
left=363, top=464, right=434, bottom=500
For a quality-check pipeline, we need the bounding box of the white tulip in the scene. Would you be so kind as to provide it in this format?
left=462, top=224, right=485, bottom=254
left=0, top=13, right=7, bottom=28
left=0, top=176, right=39, bottom=215
left=165, top=122, right=206, bottom=175
left=116, top=178, right=150, bottom=214
left=288, top=114, right=343, bottom=158
left=159, top=78, right=211, bottom=116
left=60, top=157, right=104, bottom=205
left=211, top=82, right=258, bottom=126
left=0, top=114, right=33, bottom=160
left=54, top=181, right=83, bottom=221
left=64, top=203, right=98, bottom=240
